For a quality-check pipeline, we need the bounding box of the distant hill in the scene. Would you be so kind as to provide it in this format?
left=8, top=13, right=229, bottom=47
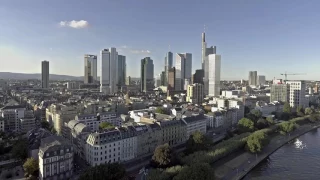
left=0, top=72, right=82, bottom=81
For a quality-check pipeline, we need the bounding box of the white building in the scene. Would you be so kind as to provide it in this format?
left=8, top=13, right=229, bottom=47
left=100, top=48, right=118, bottom=94
left=0, top=105, right=26, bottom=132
left=39, top=136, right=73, bottom=180
left=286, top=81, right=307, bottom=108
left=85, top=127, right=137, bottom=166
left=207, top=54, right=221, bottom=97
left=181, top=115, right=207, bottom=137
left=186, top=83, right=204, bottom=105
left=175, top=53, right=192, bottom=90
left=75, top=112, right=122, bottom=132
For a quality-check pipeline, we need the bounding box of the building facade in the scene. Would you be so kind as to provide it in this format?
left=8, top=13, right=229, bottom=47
left=118, top=55, right=126, bottom=87
left=175, top=53, right=192, bottom=90
left=186, top=83, right=204, bottom=105
left=248, top=71, right=258, bottom=86
left=286, top=81, right=307, bottom=108
left=42, top=61, right=49, bottom=89
left=140, top=57, right=154, bottom=92
left=39, top=136, right=73, bottom=180
left=207, top=54, right=221, bottom=97
left=270, top=84, right=290, bottom=103
left=84, top=54, right=97, bottom=84
left=164, top=51, right=173, bottom=86
left=100, top=48, right=118, bottom=94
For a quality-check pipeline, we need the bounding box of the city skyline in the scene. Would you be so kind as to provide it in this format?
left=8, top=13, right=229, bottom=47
left=1, top=0, right=320, bottom=80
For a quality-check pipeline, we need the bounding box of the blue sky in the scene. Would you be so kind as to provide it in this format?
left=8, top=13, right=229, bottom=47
left=0, top=0, right=319, bottom=80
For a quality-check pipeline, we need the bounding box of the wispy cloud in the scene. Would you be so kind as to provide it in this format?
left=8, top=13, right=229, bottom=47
left=119, top=45, right=151, bottom=54
left=59, top=20, right=89, bottom=29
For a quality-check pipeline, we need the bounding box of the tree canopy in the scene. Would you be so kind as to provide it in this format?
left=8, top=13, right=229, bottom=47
left=305, top=107, right=314, bottom=115
left=185, top=131, right=211, bottom=154
left=152, top=144, right=174, bottom=168
left=283, top=102, right=292, bottom=114
left=256, top=118, right=268, bottom=129
left=11, top=139, right=28, bottom=161
left=246, top=132, right=269, bottom=153
left=309, top=114, right=319, bottom=123
left=23, top=158, right=39, bottom=176
left=296, top=105, right=305, bottom=117
left=79, top=163, right=126, bottom=180
left=173, top=163, right=214, bottom=180
left=155, top=107, right=167, bottom=114
left=279, top=122, right=296, bottom=134
left=99, top=122, right=115, bottom=130
left=238, top=118, right=255, bottom=133
left=266, top=117, right=275, bottom=125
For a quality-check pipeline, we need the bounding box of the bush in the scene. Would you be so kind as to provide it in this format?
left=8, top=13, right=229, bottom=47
left=246, top=131, right=270, bottom=153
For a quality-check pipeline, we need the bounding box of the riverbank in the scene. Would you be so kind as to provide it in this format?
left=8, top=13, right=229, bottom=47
left=214, top=122, right=320, bottom=180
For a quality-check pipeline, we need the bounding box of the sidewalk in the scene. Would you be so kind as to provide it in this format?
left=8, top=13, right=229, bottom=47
left=214, top=123, right=320, bottom=180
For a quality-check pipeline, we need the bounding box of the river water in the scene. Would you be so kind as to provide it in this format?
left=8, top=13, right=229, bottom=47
left=243, top=128, right=320, bottom=180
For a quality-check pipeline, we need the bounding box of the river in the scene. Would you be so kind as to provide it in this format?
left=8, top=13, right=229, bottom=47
left=243, top=128, right=320, bottom=180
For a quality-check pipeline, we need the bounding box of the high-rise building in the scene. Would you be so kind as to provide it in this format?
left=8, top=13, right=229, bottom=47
left=168, top=67, right=176, bottom=91
left=126, top=76, right=132, bottom=86
left=84, top=54, right=97, bottom=84
left=175, top=53, right=192, bottom=90
left=258, top=75, right=266, bottom=86
left=207, top=54, right=221, bottom=96
left=141, top=57, right=154, bottom=92
left=248, top=71, right=258, bottom=86
left=160, top=71, right=166, bottom=86
left=286, top=81, right=307, bottom=108
left=187, top=83, right=204, bottom=105
left=100, top=48, right=118, bottom=94
left=192, top=69, right=204, bottom=84
left=270, top=84, right=290, bottom=103
left=201, top=32, right=216, bottom=70
left=164, top=52, right=173, bottom=85
left=41, top=61, right=49, bottom=89
left=118, top=55, right=126, bottom=87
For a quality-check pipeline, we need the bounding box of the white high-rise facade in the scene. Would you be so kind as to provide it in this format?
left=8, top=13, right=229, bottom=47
left=100, top=48, right=118, bottom=94
left=208, top=54, right=221, bottom=97
left=175, top=53, right=192, bottom=90
left=286, top=81, right=307, bottom=108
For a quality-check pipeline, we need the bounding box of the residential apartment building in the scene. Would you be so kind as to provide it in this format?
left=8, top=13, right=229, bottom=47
left=186, top=83, right=204, bottom=105
left=19, top=110, right=36, bottom=133
left=181, top=115, right=207, bottom=138
left=134, top=124, right=162, bottom=156
left=270, top=84, right=290, bottom=103
left=85, top=126, right=137, bottom=166
left=286, top=81, right=307, bottom=108
left=0, top=105, right=26, bottom=132
left=75, top=112, right=122, bottom=132
left=39, top=136, right=73, bottom=180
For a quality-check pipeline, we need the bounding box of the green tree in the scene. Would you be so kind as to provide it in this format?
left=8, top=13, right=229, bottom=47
left=283, top=102, right=292, bottom=114
left=279, top=122, right=296, bottom=134
left=11, top=139, right=28, bottom=161
left=256, top=118, right=268, bottom=129
left=79, top=163, right=126, bottom=180
left=173, top=163, right=214, bottom=180
left=99, top=122, right=115, bottom=130
left=246, top=132, right=269, bottom=153
left=305, top=107, right=314, bottom=115
left=296, top=105, right=305, bottom=117
left=244, top=106, right=250, bottom=115
left=155, top=107, right=166, bottom=114
left=23, top=158, right=39, bottom=176
left=266, top=117, right=275, bottom=125
left=185, top=131, right=211, bottom=154
left=251, top=110, right=262, bottom=120
left=309, top=114, right=319, bottom=123
left=152, top=144, right=173, bottom=168
left=146, top=169, right=170, bottom=180
left=237, top=118, right=255, bottom=133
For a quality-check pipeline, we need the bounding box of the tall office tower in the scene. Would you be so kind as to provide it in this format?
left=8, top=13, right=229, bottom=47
left=175, top=53, right=192, bottom=90
left=192, top=69, right=204, bottom=84
left=160, top=71, right=166, bottom=86
left=258, top=75, right=266, bottom=86
left=202, top=31, right=217, bottom=95
left=164, top=51, right=173, bottom=86
left=117, top=55, right=126, bottom=87
left=186, top=83, right=204, bottom=105
left=140, top=57, right=154, bottom=92
left=270, top=84, right=290, bottom=103
left=207, top=54, right=221, bottom=96
left=168, top=67, right=176, bottom=91
left=41, top=61, right=49, bottom=89
left=84, top=54, right=97, bottom=84
left=100, top=48, right=118, bottom=94
left=248, top=71, right=258, bottom=86
left=286, top=81, right=307, bottom=108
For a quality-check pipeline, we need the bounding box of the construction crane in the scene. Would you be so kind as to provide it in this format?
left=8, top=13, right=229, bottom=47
left=280, top=72, right=306, bottom=81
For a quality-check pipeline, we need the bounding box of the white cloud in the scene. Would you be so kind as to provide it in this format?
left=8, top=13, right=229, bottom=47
left=59, top=20, right=89, bottom=29
left=119, top=45, right=151, bottom=54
